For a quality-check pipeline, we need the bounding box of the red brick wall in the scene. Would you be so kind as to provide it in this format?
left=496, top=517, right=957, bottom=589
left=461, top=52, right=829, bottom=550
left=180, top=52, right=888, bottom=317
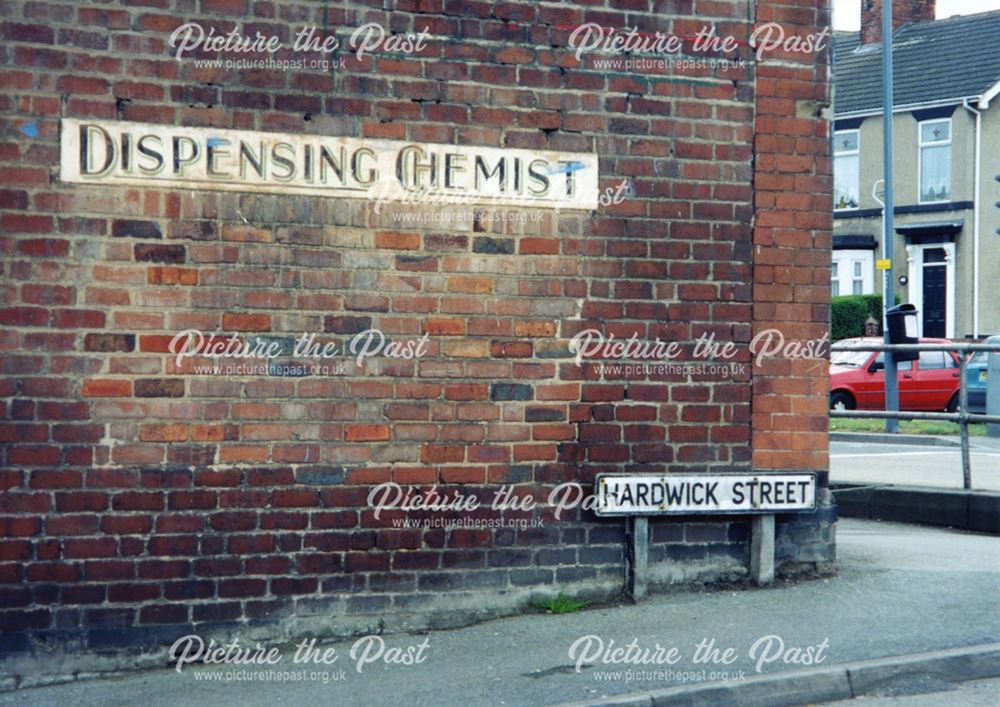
left=0, top=0, right=833, bottom=666
left=753, top=0, right=832, bottom=473
left=753, top=0, right=834, bottom=563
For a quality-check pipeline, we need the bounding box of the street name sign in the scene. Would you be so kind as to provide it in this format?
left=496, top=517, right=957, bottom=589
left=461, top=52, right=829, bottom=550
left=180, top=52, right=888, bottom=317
left=594, top=473, right=817, bottom=516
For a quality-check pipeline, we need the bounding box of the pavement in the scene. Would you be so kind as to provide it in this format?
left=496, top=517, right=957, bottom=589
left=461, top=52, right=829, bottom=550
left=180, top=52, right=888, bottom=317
left=5, top=518, right=999, bottom=707
left=820, top=676, right=1000, bottom=706
left=830, top=436, right=1000, bottom=491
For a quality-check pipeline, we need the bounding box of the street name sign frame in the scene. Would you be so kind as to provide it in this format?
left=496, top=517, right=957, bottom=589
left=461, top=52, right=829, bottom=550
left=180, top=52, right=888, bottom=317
left=594, top=473, right=818, bottom=517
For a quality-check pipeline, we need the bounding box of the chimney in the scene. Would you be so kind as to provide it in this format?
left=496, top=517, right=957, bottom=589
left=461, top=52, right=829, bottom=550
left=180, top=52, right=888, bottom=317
left=861, top=0, right=935, bottom=45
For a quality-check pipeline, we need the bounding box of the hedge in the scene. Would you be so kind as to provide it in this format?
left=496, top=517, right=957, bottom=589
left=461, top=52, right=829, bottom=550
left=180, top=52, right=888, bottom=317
left=832, top=294, right=883, bottom=341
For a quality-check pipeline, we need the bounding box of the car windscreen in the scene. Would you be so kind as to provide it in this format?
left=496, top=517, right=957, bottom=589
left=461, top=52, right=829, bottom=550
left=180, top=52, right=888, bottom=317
left=831, top=349, right=870, bottom=367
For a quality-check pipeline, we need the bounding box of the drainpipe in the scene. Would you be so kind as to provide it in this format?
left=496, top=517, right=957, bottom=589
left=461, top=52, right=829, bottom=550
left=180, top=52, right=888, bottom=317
left=962, top=98, right=981, bottom=339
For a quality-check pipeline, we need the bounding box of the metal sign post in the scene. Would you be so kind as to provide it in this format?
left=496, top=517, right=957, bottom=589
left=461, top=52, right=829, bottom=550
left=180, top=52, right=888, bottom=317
left=597, top=474, right=818, bottom=595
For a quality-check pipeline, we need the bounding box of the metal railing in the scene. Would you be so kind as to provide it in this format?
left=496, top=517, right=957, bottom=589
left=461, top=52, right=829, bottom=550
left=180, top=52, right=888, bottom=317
left=829, top=342, right=1000, bottom=489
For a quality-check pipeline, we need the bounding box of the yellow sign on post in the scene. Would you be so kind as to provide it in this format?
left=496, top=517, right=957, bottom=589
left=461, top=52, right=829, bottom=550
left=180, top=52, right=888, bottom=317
left=876, top=259, right=891, bottom=271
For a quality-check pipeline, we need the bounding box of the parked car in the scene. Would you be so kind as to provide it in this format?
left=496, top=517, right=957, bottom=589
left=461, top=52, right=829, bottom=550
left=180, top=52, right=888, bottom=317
left=830, top=337, right=961, bottom=411
left=966, top=334, right=1000, bottom=415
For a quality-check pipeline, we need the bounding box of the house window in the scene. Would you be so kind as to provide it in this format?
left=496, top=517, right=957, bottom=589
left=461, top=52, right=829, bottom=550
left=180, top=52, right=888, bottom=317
left=918, top=119, right=951, bottom=204
left=833, top=130, right=860, bottom=210
left=832, top=249, right=874, bottom=296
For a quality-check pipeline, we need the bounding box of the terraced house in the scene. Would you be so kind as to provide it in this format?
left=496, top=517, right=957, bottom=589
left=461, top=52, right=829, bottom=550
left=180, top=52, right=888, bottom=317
left=832, top=1, right=1000, bottom=339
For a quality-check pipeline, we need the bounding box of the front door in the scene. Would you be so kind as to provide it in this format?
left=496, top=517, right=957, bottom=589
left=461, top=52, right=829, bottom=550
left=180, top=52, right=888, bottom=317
left=922, top=248, right=947, bottom=338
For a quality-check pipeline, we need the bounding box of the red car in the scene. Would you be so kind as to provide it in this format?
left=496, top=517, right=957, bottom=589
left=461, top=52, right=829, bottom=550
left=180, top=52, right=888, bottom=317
left=830, top=337, right=962, bottom=412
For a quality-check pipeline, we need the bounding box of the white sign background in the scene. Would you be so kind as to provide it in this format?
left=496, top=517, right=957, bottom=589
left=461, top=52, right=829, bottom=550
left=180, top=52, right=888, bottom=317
left=595, top=473, right=818, bottom=516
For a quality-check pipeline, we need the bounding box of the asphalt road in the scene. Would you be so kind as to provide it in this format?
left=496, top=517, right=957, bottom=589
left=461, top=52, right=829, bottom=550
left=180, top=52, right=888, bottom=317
left=4, top=519, right=999, bottom=707
left=830, top=438, right=1000, bottom=491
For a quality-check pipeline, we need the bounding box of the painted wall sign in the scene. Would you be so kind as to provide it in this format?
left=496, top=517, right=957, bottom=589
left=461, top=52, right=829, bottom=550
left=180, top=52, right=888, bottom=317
left=594, top=473, right=817, bottom=516
left=59, top=119, right=599, bottom=209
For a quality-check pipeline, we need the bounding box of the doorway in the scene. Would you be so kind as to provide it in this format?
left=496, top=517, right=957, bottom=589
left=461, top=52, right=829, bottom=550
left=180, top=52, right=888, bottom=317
left=905, top=241, right=955, bottom=339
left=922, top=247, right=947, bottom=338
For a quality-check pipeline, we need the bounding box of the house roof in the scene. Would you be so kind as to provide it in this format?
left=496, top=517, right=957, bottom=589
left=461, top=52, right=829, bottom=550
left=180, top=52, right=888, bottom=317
left=833, top=11, right=1000, bottom=117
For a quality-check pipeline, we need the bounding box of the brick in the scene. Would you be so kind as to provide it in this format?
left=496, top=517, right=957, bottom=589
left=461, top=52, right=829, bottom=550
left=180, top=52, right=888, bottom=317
left=16, top=238, right=67, bottom=256
left=421, top=445, right=465, bottom=463
left=222, top=313, right=271, bottom=331
left=134, top=379, right=184, bottom=398
left=102, top=515, right=153, bottom=535
left=425, top=318, right=465, bottom=336
left=375, top=231, right=420, bottom=249
left=147, top=266, right=198, bottom=285
left=447, top=276, right=492, bottom=294
left=134, top=244, right=185, bottom=263
left=139, top=604, right=188, bottom=624
left=2, top=21, right=55, bottom=44
left=519, top=238, right=559, bottom=255
left=112, top=220, right=161, bottom=238
left=148, top=535, right=199, bottom=556
left=22, top=284, right=74, bottom=305
left=221, top=225, right=272, bottom=242
left=219, top=578, right=266, bottom=598
left=0, top=517, right=41, bottom=536
left=50, top=308, right=104, bottom=328
left=445, top=383, right=488, bottom=400
left=203, top=0, right=249, bottom=14
left=271, top=489, right=319, bottom=508
left=83, top=333, right=135, bottom=352
left=323, top=316, right=371, bottom=334
left=139, top=424, right=188, bottom=442
left=112, top=492, right=164, bottom=511
left=490, top=383, right=533, bottom=401
left=0, top=307, right=48, bottom=326
left=8, top=445, right=60, bottom=465
left=1, top=214, right=52, bottom=233
left=513, top=321, right=557, bottom=337
left=64, top=538, right=117, bottom=559
left=55, top=492, right=107, bottom=513
left=345, top=424, right=391, bottom=442
left=83, top=379, right=132, bottom=397
left=196, top=469, right=241, bottom=487
left=472, top=236, right=515, bottom=254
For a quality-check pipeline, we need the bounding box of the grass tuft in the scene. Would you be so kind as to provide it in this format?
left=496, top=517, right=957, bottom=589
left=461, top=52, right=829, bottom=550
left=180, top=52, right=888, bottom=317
left=533, top=594, right=591, bottom=614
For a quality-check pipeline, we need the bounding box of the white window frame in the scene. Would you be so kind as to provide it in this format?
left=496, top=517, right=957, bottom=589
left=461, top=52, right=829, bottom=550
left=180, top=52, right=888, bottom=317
left=833, top=129, right=861, bottom=211
left=917, top=118, right=952, bottom=205
left=832, top=249, right=875, bottom=296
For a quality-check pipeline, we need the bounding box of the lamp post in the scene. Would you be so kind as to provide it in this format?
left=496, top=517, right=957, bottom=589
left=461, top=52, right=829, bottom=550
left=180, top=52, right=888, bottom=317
left=881, top=0, right=899, bottom=433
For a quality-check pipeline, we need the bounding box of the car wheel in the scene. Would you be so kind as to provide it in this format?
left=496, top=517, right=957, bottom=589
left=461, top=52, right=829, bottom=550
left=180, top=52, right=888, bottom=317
left=830, top=391, right=855, bottom=411
left=947, top=393, right=960, bottom=413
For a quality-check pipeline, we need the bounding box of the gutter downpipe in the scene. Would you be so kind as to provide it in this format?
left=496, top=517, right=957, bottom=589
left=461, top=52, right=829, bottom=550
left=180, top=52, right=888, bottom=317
left=962, top=98, right=982, bottom=339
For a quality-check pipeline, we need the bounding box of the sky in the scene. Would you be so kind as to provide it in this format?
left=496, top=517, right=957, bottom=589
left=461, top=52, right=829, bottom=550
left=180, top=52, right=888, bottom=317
left=833, top=0, right=1000, bottom=31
